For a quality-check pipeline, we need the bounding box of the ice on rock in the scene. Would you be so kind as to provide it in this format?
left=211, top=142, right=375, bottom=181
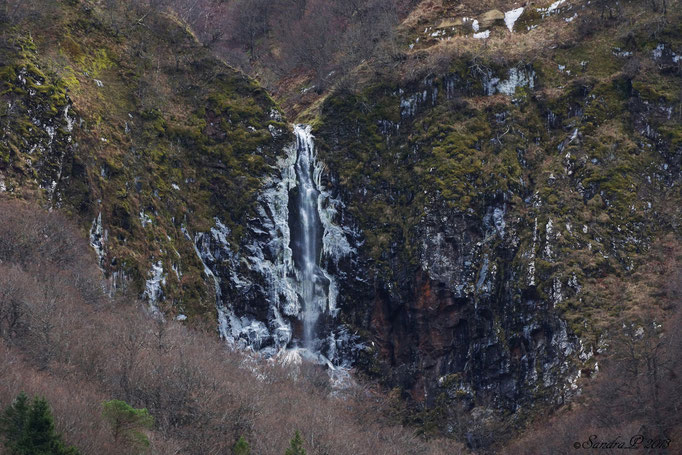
left=315, top=172, right=356, bottom=264
left=183, top=225, right=242, bottom=342
left=143, top=261, right=166, bottom=316
left=493, top=207, right=506, bottom=238
left=497, top=68, right=535, bottom=95
left=89, top=212, right=107, bottom=267
left=545, top=218, right=554, bottom=259
left=483, top=67, right=535, bottom=96
left=185, top=125, right=357, bottom=367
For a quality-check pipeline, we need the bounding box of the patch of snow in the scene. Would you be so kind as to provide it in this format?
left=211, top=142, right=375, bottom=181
left=465, top=18, right=480, bottom=32
left=268, top=123, right=283, bottom=138
left=139, top=211, right=152, bottom=228
left=269, top=108, right=283, bottom=121
left=541, top=0, right=566, bottom=17
left=94, top=79, right=103, bottom=87
left=612, top=48, right=632, bottom=57
left=473, top=30, right=490, bottom=39
left=176, top=314, right=187, bottom=321
left=504, top=7, right=524, bottom=32
left=171, top=183, right=180, bottom=190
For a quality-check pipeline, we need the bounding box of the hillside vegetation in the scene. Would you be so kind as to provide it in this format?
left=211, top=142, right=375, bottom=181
left=0, top=199, right=466, bottom=454
left=0, top=0, right=681, bottom=453
left=1, top=0, right=291, bottom=322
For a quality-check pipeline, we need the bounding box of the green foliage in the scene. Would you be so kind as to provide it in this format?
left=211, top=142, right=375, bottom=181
left=284, top=430, right=306, bottom=455
left=0, top=392, right=80, bottom=455
left=232, top=435, right=251, bottom=455
left=101, top=400, right=154, bottom=452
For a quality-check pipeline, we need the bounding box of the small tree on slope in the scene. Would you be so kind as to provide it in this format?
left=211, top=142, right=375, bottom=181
left=232, top=435, right=250, bottom=455
left=285, top=430, right=306, bottom=455
left=102, top=400, right=154, bottom=453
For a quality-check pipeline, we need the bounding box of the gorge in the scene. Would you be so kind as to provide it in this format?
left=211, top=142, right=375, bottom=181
left=1, top=0, right=680, bottom=452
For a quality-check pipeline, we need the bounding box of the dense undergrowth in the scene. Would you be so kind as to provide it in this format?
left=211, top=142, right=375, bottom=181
left=0, top=198, right=466, bottom=454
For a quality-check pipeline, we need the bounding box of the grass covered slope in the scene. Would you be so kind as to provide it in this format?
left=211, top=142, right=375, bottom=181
left=0, top=0, right=290, bottom=321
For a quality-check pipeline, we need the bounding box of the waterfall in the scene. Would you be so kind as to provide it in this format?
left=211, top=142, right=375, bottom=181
left=291, top=124, right=328, bottom=351
left=187, top=123, right=358, bottom=367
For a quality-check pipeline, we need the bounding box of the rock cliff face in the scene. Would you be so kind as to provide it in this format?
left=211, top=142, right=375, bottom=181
left=312, top=20, right=682, bottom=427
left=1, top=4, right=293, bottom=323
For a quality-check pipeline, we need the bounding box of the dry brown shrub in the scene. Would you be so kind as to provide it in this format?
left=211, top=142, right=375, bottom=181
left=0, top=199, right=468, bottom=454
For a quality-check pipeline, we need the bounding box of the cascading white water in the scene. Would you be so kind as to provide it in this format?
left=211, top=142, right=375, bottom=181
left=180, top=123, right=356, bottom=367
left=292, top=124, right=326, bottom=350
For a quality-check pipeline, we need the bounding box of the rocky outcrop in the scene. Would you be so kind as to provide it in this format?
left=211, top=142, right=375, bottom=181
left=313, top=35, right=681, bottom=435
left=479, top=9, right=505, bottom=29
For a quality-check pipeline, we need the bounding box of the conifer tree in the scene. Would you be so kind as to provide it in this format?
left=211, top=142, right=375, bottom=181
left=284, top=430, right=306, bottom=455
left=0, top=392, right=80, bottom=455
left=0, top=392, right=29, bottom=454
left=232, top=435, right=250, bottom=455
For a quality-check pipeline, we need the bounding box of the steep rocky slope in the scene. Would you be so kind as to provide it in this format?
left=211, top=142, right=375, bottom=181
left=1, top=0, right=292, bottom=326
left=310, top=0, right=682, bottom=439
